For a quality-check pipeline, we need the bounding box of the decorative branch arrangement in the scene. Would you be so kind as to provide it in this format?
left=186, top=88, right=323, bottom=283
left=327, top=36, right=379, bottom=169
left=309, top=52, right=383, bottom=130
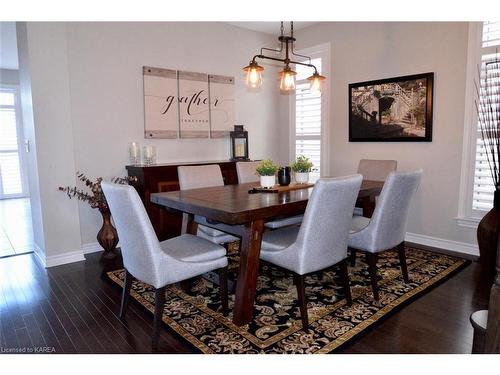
left=58, top=172, right=137, bottom=213
left=475, top=54, right=500, bottom=190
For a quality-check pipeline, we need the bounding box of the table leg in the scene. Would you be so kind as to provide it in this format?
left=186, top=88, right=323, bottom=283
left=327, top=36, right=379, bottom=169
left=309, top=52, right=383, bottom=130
left=185, top=213, right=198, bottom=235
left=360, top=196, right=376, bottom=218
left=233, top=219, right=264, bottom=326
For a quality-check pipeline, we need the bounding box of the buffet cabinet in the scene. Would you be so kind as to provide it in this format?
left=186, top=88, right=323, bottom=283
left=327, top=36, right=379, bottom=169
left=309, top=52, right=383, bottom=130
left=126, top=160, right=238, bottom=241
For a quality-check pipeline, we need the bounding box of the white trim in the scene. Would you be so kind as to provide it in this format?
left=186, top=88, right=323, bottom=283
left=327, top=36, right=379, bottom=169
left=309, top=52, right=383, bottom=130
left=458, top=22, right=489, bottom=221
left=33, top=242, right=46, bottom=268
left=0, top=84, right=29, bottom=199
left=289, top=42, right=331, bottom=176
left=82, top=242, right=104, bottom=254
left=455, top=215, right=481, bottom=229
left=405, top=232, right=479, bottom=257
left=45, top=249, right=85, bottom=268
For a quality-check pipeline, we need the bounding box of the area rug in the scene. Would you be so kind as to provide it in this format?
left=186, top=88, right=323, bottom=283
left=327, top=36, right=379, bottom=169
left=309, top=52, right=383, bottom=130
left=106, top=245, right=468, bottom=353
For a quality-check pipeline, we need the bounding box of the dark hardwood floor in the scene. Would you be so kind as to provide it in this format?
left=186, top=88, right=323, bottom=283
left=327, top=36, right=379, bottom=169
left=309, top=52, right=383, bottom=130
left=0, top=247, right=491, bottom=354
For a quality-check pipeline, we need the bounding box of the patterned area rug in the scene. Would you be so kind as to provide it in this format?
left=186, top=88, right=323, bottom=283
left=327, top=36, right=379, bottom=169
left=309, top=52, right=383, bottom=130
left=107, top=245, right=468, bottom=353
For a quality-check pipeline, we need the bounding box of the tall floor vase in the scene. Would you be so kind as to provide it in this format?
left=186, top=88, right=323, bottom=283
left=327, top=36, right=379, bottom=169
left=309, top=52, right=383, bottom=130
left=97, top=209, right=119, bottom=260
left=477, top=189, right=500, bottom=284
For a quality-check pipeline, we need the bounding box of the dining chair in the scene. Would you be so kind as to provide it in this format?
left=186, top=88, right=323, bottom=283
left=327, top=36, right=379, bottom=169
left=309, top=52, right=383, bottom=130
left=101, top=182, right=228, bottom=350
left=177, top=165, right=239, bottom=245
left=236, top=161, right=260, bottom=183
left=236, top=161, right=304, bottom=230
left=348, top=169, right=422, bottom=301
left=353, top=159, right=397, bottom=216
left=260, top=174, right=363, bottom=330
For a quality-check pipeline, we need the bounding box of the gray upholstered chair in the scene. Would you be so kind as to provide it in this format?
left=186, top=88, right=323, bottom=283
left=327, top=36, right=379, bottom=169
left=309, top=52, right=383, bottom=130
left=177, top=165, right=239, bottom=245
left=348, top=169, right=422, bottom=301
left=236, top=161, right=304, bottom=229
left=353, top=159, right=397, bottom=216
left=260, top=174, right=363, bottom=330
left=236, top=161, right=260, bottom=183
left=102, top=182, right=228, bottom=350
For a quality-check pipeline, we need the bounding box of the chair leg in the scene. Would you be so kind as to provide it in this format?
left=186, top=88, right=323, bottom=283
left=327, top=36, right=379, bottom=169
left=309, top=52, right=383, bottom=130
left=397, top=242, right=410, bottom=283
left=339, top=259, right=353, bottom=306
left=152, top=286, right=167, bottom=350
left=219, top=267, right=229, bottom=316
left=293, top=273, right=309, bottom=331
left=366, top=252, right=380, bottom=301
left=120, top=269, right=133, bottom=319
left=350, top=248, right=357, bottom=267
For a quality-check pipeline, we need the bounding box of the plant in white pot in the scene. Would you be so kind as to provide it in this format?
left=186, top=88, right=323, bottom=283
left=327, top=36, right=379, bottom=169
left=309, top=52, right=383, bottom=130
left=256, top=159, right=279, bottom=189
left=291, top=155, right=314, bottom=184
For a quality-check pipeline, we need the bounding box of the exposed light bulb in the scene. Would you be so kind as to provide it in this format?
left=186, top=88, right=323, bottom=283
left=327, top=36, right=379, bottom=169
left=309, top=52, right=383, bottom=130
left=280, top=68, right=296, bottom=92
left=307, top=73, right=325, bottom=93
left=244, top=63, right=263, bottom=89
left=310, top=76, right=322, bottom=93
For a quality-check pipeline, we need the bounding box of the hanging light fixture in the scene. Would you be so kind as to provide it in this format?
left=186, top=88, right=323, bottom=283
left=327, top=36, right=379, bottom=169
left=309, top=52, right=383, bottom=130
left=242, top=21, right=326, bottom=93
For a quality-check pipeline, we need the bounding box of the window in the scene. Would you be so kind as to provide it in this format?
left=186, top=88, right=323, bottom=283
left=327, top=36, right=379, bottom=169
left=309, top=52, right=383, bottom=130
left=0, top=85, right=27, bottom=198
left=290, top=45, right=330, bottom=182
left=472, top=23, right=500, bottom=211
left=458, top=22, right=500, bottom=227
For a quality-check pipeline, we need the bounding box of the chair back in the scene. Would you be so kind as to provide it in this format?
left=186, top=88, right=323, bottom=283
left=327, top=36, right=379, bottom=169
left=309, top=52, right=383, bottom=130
left=177, top=165, right=224, bottom=190
left=101, top=182, right=166, bottom=287
left=368, top=169, right=422, bottom=251
left=236, top=161, right=260, bottom=184
left=357, top=159, right=397, bottom=181
left=293, top=174, right=363, bottom=274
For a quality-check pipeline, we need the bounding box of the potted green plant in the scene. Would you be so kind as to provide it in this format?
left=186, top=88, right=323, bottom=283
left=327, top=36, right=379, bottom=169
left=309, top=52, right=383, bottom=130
left=291, top=155, right=314, bottom=184
left=255, top=159, right=279, bottom=188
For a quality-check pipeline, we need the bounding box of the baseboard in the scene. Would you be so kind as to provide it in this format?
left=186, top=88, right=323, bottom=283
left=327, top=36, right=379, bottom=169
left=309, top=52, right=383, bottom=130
left=33, top=243, right=46, bottom=268
left=405, top=232, right=479, bottom=257
left=82, top=242, right=103, bottom=254
left=45, top=249, right=86, bottom=268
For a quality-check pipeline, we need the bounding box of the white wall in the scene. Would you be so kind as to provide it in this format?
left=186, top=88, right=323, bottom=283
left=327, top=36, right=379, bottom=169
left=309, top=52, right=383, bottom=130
left=19, top=22, right=287, bottom=256
left=17, top=22, right=83, bottom=266
left=293, top=22, right=477, bottom=253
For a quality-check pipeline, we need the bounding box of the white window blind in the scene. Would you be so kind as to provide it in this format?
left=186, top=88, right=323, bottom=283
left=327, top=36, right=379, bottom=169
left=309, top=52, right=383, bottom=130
left=482, top=21, right=500, bottom=48
left=0, top=88, right=24, bottom=197
left=294, top=57, right=322, bottom=182
left=472, top=23, right=500, bottom=211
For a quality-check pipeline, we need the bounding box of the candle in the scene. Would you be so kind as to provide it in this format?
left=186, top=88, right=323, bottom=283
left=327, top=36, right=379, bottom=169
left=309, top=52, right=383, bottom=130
left=129, top=142, right=140, bottom=165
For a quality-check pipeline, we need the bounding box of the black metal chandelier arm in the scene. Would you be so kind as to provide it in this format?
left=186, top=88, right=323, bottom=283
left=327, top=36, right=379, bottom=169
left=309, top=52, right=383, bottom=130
left=252, top=54, right=319, bottom=74
left=260, top=45, right=283, bottom=56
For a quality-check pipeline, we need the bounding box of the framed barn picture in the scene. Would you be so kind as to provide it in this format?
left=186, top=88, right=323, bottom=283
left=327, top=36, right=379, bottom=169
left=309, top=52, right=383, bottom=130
left=349, top=72, right=434, bottom=142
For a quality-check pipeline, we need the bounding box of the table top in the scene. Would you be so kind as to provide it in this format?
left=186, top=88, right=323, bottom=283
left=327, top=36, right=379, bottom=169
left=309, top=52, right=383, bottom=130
left=151, top=180, right=383, bottom=225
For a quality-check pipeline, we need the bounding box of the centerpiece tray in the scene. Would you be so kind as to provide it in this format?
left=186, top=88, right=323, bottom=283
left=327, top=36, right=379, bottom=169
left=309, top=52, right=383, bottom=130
left=249, top=183, right=314, bottom=194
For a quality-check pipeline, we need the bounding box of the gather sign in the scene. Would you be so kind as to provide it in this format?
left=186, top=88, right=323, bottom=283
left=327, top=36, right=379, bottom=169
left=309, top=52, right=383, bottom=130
left=143, top=66, right=235, bottom=139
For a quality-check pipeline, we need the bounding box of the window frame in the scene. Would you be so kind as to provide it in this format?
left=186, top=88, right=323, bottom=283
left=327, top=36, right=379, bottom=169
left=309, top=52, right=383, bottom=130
left=0, top=84, right=29, bottom=199
left=289, top=43, right=331, bottom=178
left=457, top=22, right=497, bottom=228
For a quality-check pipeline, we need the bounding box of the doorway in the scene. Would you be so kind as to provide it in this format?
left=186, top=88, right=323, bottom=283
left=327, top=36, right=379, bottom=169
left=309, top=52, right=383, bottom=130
left=0, top=22, right=33, bottom=259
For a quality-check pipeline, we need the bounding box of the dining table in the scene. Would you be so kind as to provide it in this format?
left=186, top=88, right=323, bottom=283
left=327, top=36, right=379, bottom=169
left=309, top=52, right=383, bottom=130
left=150, top=180, right=384, bottom=326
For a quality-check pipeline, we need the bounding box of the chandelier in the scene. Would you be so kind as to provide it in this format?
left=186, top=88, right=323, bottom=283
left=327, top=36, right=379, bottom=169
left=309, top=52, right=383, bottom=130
left=243, top=21, right=325, bottom=93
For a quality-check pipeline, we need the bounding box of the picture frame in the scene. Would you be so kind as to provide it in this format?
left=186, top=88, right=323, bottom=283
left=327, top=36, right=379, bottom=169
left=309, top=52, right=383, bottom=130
left=348, top=72, right=434, bottom=142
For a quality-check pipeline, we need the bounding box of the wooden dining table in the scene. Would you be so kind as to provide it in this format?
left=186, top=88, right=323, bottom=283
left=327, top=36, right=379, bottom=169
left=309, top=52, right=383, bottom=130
left=150, top=180, right=383, bottom=326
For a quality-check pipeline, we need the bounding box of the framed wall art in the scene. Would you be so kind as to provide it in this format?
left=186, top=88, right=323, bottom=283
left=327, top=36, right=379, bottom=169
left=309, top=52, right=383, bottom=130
left=143, top=66, right=235, bottom=139
left=209, top=74, right=235, bottom=138
left=349, top=72, right=434, bottom=142
left=178, top=71, right=210, bottom=138
left=143, top=67, right=179, bottom=139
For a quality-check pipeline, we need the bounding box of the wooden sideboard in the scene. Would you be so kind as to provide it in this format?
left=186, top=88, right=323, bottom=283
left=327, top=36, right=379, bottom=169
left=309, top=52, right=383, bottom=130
left=126, top=160, right=238, bottom=241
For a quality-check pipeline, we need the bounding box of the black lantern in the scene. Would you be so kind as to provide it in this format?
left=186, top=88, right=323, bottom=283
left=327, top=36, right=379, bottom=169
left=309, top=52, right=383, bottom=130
left=230, top=125, right=249, bottom=161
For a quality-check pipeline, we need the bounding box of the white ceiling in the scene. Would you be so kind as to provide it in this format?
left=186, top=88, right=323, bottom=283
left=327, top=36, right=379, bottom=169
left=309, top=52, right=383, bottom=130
left=227, top=22, right=318, bottom=35
left=0, top=22, right=18, bottom=70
